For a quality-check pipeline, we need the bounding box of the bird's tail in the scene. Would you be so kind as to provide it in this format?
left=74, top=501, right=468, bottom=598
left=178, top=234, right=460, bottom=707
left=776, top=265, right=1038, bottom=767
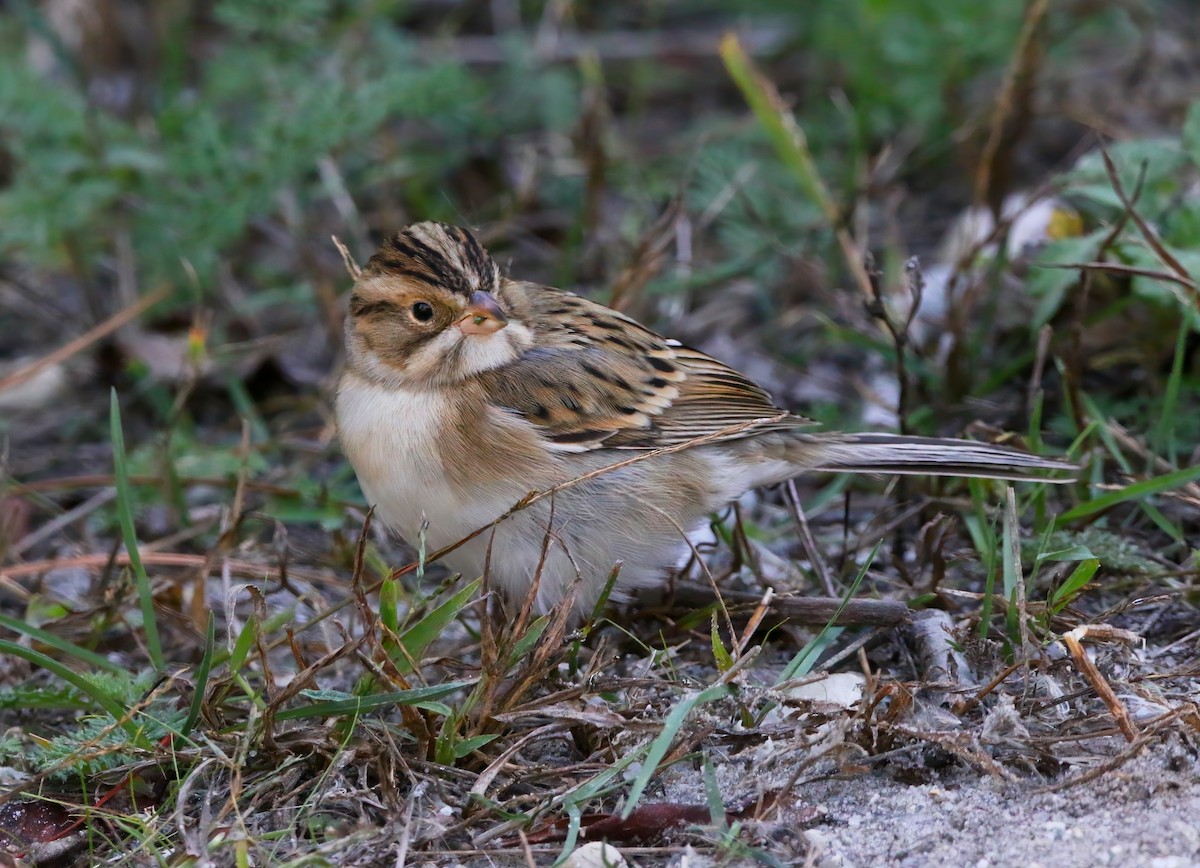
left=800, top=432, right=1076, bottom=482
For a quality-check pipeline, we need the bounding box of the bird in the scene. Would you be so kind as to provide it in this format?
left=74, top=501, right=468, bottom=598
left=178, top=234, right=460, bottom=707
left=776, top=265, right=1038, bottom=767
left=336, top=222, right=1073, bottom=617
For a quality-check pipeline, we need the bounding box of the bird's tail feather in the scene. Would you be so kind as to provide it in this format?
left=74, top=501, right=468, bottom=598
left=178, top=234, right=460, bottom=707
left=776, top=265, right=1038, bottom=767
left=800, top=432, right=1076, bottom=483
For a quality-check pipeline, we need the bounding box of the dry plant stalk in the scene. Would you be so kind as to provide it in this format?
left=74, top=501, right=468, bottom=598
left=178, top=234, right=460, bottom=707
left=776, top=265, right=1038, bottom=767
left=0, top=287, right=168, bottom=395
left=719, top=33, right=874, bottom=301
left=973, top=0, right=1050, bottom=208
left=0, top=550, right=319, bottom=581
left=1034, top=707, right=1191, bottom=794
left=668, top=583, right=909, bottom=627
left=1062, top=625, right=1138, bottom=742
left=608, top=199, right=683, bottom=312
left=332, top=234, right=362, bottom=281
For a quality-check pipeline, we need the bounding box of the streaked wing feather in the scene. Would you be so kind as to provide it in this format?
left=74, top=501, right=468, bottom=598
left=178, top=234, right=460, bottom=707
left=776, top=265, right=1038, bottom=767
left=477, top=288, right=807, bottom=450
left=606, top=348, right=808, bottom=447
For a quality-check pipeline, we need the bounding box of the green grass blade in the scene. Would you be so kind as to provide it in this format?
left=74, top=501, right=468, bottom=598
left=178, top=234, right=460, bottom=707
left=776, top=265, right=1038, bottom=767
left=379, top=573, right=400, bottom=635
left=558, top=743, right=652, bottom=861
left=978, top=554, right=999, bottom=640
left=451, top=733, right=499, bottom=760
left=776, top=540, right=880, bottom=684
left=1002, top=487, right=1023, bottom=644
left=966, top=478, right=1001, bottom=637
left=229, top=614, right=258, bottom=672
left=181, top=613, right=216, bottom=738
left=506, top=614, right=549, bottom=667
left=1138, top=500, right=1185, bottom=543
left=1049, top=559, right=1101, bottom=614
left=1036, top=544, right=1096, bottom=563
left=0, top=613, right=123, bottom=674
left=393, top=578, right=482, bottom=674
left=719, top=33, right=836, bottom=221
left=701, top=755, right=726, bottom=828
left=1065, top=419, right=1101, bottom=466
left=275, top=681, right=474, bottom=721
left=621, top=682, right=730, bottom=819
left=1024, top=521, right=1056, bottom=590
left=710, top=614, right=735, bottom=673
left=1079, top=395, right=1132, bottom=474
left=110, top=389, right=166, bottom=671
left=964, top=478, right=997, bottom=569
left=1028, top=390, right=1049, bottom=528
left=1057, top=464, right=1200, bottom=523
left=1153, top=318, right=1189, bottom=464
left=0, top=638, right=141, bottom=739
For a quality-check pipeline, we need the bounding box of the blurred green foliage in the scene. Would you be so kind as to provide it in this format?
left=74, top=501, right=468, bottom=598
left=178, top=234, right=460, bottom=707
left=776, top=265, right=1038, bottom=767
left=0, top=0, right=581, bottom=296
left=1028, top=120, right=1200, bottom=452
left=803, top=0, right=1028, bottom=142
left=0, top=0, right=1139, bottom=303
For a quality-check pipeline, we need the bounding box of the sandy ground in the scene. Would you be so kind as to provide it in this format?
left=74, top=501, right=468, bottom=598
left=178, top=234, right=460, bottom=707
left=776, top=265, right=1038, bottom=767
left=797, top=742, right=1200, bottom=867
left=627, top=692, right=1200, bottom=868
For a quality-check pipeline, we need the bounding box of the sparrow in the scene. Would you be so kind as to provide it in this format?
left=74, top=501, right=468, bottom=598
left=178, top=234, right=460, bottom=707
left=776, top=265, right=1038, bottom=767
left=336, top=222, right=1073, bottom=616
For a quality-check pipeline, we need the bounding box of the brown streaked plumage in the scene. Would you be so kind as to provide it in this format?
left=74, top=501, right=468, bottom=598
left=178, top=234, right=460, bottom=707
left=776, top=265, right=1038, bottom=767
left=365, top=222, right=500, bottom=298
left=336, top=222, right=1075, bottom=616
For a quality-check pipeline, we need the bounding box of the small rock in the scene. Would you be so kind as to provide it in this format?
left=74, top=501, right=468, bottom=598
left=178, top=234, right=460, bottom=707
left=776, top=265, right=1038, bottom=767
left=566, top=841, right=627, bottom=868
left=785, top=673, right=866, bottom=708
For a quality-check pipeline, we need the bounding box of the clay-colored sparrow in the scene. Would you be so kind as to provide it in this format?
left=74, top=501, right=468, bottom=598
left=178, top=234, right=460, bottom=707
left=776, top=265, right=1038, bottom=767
left=337, top=223, right=1071, bottom=615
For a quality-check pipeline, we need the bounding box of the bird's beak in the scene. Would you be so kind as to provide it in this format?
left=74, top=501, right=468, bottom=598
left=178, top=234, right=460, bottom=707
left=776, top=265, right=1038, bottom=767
left=456, top=290, right=508, bottom=336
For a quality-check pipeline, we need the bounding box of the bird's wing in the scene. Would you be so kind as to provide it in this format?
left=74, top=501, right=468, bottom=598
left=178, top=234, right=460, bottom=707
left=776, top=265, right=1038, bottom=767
left=476, top=287, right=807, bottom=452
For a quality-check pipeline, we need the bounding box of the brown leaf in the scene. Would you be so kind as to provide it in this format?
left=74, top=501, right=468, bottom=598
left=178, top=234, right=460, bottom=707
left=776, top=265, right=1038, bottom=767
left=0, top=799, right=76, bottom=845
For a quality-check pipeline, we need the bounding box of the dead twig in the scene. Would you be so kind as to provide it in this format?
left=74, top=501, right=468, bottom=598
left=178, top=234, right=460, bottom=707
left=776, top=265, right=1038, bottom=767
left=10, top=488, right=117, bottom=557
left=1061, top=625, right=1138, bottom=742
left=1026, top=323, right=1053, bottom=429
left=973, top=0, right=1050, bottom=210
left=608, top=199, right=683, bottom=312
left=1042, top=260, right=1197, bottom=291
left=331, top=234, right=362, bottom=282
left=784, top=479, right=837, bottom=597
left=864, top=256, right=924, bottom=435
left=1099, top=148, right=1198, bottom=310
left=953, top=661, right=1024, bottom=717
left=0, top=287, right=168, bottom=396
left=669, top=583, right=909, bottom=627
left=1034, top=707, right=1191, bottom=794
left=0, top=551, right=329, bottom=584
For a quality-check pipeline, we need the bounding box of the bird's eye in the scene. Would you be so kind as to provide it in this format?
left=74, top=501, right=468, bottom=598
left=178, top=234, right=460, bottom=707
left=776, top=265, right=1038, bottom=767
left=411, top=302, right=434, bottom=322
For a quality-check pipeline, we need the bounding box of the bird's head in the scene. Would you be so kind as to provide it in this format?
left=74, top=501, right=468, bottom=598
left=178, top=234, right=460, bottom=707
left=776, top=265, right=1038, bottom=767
left=344, top=223, right=531, bottom=388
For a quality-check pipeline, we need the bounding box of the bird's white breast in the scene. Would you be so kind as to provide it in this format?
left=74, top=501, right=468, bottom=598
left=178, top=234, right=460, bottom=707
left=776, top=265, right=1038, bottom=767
left=335, top=376, right=511, bottom=552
